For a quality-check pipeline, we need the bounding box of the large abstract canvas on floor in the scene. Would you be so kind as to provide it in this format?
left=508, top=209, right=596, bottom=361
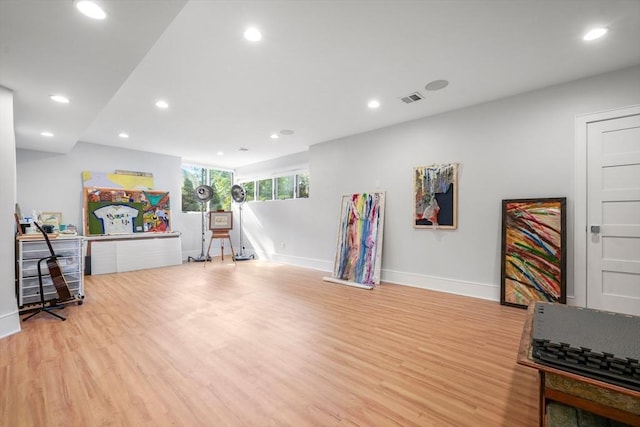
left=324, top=192, right=386, bottom=289
left=500, top=198, right=566, bottom=308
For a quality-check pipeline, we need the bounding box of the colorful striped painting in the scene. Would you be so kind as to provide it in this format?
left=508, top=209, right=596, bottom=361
left=326, top=192, right=385, bottom=288
left=500, top=198, right=566, bottom=308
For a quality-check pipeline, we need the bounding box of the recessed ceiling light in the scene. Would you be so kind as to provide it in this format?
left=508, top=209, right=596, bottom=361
left=244, top=27, right=262, bottom=42
left=583, top=27, right=608, bottom=41
left=280, top=129, right=294, bottom=135
left=425, top=79, right=449, bottom=91
left=217, top=151, right=224, bottom=156
left=155, top=100, right=169, bottom=109
left=368, top=100, right=380, bottom=109
left=118, top=133, right=129, bottom=139
left=40, top=131, right=54, bottom=137
left=270, top=133, right=279, bottom=139
left=49, top=94, right=70, bottom=104
left=74, top=0, right=107, bottom=20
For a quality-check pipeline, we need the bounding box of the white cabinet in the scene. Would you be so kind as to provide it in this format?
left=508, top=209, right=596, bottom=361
left=16, top=236, right=84, bottom=307
left=86, top=232, right=182, bottom=275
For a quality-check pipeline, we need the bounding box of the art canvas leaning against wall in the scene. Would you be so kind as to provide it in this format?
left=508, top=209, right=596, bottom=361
left=324, top=192, right=386, bottom=289
left=500, top=197, right=567, bottom=308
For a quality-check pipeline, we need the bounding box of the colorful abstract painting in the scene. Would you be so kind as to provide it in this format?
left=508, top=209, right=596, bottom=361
left=324, top=192, right=385, bottom=289
left=85, top=187, right=171, bottom=235
left=500, top=198, right=566, bottom=308
left=414, top=163, right=458, bottom=229
left=82, top=170, right=154, bottom=190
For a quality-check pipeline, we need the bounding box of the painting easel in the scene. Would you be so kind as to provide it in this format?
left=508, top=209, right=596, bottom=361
left=205, top=211, right=235, bottom=265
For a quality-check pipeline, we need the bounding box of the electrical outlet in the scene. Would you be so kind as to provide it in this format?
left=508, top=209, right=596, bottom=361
left=281, top=242, right=285, bottom=249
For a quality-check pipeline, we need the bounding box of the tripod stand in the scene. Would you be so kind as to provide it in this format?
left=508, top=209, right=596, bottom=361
left=22, top=222, right=73, bottom=322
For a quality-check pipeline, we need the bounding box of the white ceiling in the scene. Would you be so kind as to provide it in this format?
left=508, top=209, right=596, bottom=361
left=2, top=0, right=639, bottom=169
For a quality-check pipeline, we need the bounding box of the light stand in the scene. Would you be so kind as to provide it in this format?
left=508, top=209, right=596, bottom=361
left=234, top=203, right=254, bottom=261
left=188, top=203, right=210, bottom=262
left=188, top=184, right=214, bottom=263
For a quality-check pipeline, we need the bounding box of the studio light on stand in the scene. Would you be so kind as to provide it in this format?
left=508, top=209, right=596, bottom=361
left=231, top=184, right=254, bottom=261
left=188, top=184, right=214, bottom=262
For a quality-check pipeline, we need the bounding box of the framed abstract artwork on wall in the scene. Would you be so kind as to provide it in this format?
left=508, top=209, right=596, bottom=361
left=500, top=197, right=567, bottom=309
left=414, top=163, right=458, bottom=229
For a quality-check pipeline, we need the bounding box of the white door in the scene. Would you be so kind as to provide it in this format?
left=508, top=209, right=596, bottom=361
left=587, top=113, right=640, bottom=316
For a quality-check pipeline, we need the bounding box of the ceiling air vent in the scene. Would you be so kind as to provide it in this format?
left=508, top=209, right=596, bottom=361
left=400, top=92, right=424, bottom=104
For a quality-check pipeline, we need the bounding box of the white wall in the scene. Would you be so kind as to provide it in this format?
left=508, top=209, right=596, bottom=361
left=12, top=66, right=640, bottom=305
left=234, top=151, right=315, bottom=265
left=0, top=86, right=21, bottom=338
left=237, top=65, right=640, bottom=301
left=16, top=141, right=235, bottom=261
left=16, top=141, right=183, bottom=238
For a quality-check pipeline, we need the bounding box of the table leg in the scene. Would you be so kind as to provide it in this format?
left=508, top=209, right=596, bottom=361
left=539, top=371, right=546, bottom=427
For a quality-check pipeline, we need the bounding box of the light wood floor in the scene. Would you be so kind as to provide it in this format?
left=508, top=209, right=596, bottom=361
left=1, top=261, right=539, bottom=426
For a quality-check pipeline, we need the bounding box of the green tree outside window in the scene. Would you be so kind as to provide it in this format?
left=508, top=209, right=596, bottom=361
left=243, top=181, right=255, bottom=202
left=258, top=178, right=273, bottom=201
left=276, top=176, right=294, bottom=200
left=296, top=173, right=309, bottom=198
left=209, top=169, right=233, bottom=211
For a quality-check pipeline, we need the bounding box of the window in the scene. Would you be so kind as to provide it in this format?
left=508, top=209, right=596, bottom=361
left=209, top=169, right=233, bottom=211
left=296, top=172, right=309, bottom=198
left=243, top=181, right=255, bottom=202
left=181, top=164, right=233, bottom=212
left=239, top=170, right=309, bottom=202
left=182, top=165, right=205, bottom=212
left=276, top=176, right=294, bottom=200
left=257, top=178, right=273, bottom=201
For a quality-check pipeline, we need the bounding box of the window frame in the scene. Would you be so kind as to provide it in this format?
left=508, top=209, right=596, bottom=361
left=237, top=170, right=309, bottom=202
left=181, top=164, right=234, bottom=212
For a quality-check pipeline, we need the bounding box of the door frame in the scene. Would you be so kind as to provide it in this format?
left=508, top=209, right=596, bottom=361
left=573, top=104, right=640, bottom=308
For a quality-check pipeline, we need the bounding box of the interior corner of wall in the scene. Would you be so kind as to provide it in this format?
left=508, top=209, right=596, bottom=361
left=0, top=310, right=21, bottom=339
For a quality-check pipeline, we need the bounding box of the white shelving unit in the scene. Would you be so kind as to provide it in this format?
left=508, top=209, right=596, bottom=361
left=16, top=236, right=85, bottom=308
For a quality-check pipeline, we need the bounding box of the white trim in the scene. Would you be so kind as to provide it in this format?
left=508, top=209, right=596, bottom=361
left=573, top=105, right=640, bottom=309
left=264, top=251, right=333, bottom=272
left=236, top=165, right=309, bottom=183
left=381, top=269, right=499, bottom=301
left=259, top=252, right=501, bottom=300
left=181, top=162, right=234, bottom=173
left=0, top=310, right=21, bottom=339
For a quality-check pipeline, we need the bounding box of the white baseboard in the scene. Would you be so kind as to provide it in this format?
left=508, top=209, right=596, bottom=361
left=256, top=252, right=499, bottom=301
left=0, top=310, right=21, bottom=339
left=380, top=269, right=500, bottom=301
left=257, top=251, right=333, bottom=272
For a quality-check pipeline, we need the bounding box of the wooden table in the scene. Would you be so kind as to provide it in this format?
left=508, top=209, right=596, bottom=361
left=517, top=302, right=640, bottom=427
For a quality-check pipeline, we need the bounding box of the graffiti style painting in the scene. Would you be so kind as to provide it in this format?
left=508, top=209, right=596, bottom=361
left=414, top=163, right=458, bottom=229
left=85, top=187, right=171, bottom=235
left=500, top=198, right=566, bottom=309
left=324, top=192, right=386, bottom=289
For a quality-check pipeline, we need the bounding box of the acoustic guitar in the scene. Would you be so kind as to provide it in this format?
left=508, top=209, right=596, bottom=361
left=33, top=222, right=73, bottom=301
